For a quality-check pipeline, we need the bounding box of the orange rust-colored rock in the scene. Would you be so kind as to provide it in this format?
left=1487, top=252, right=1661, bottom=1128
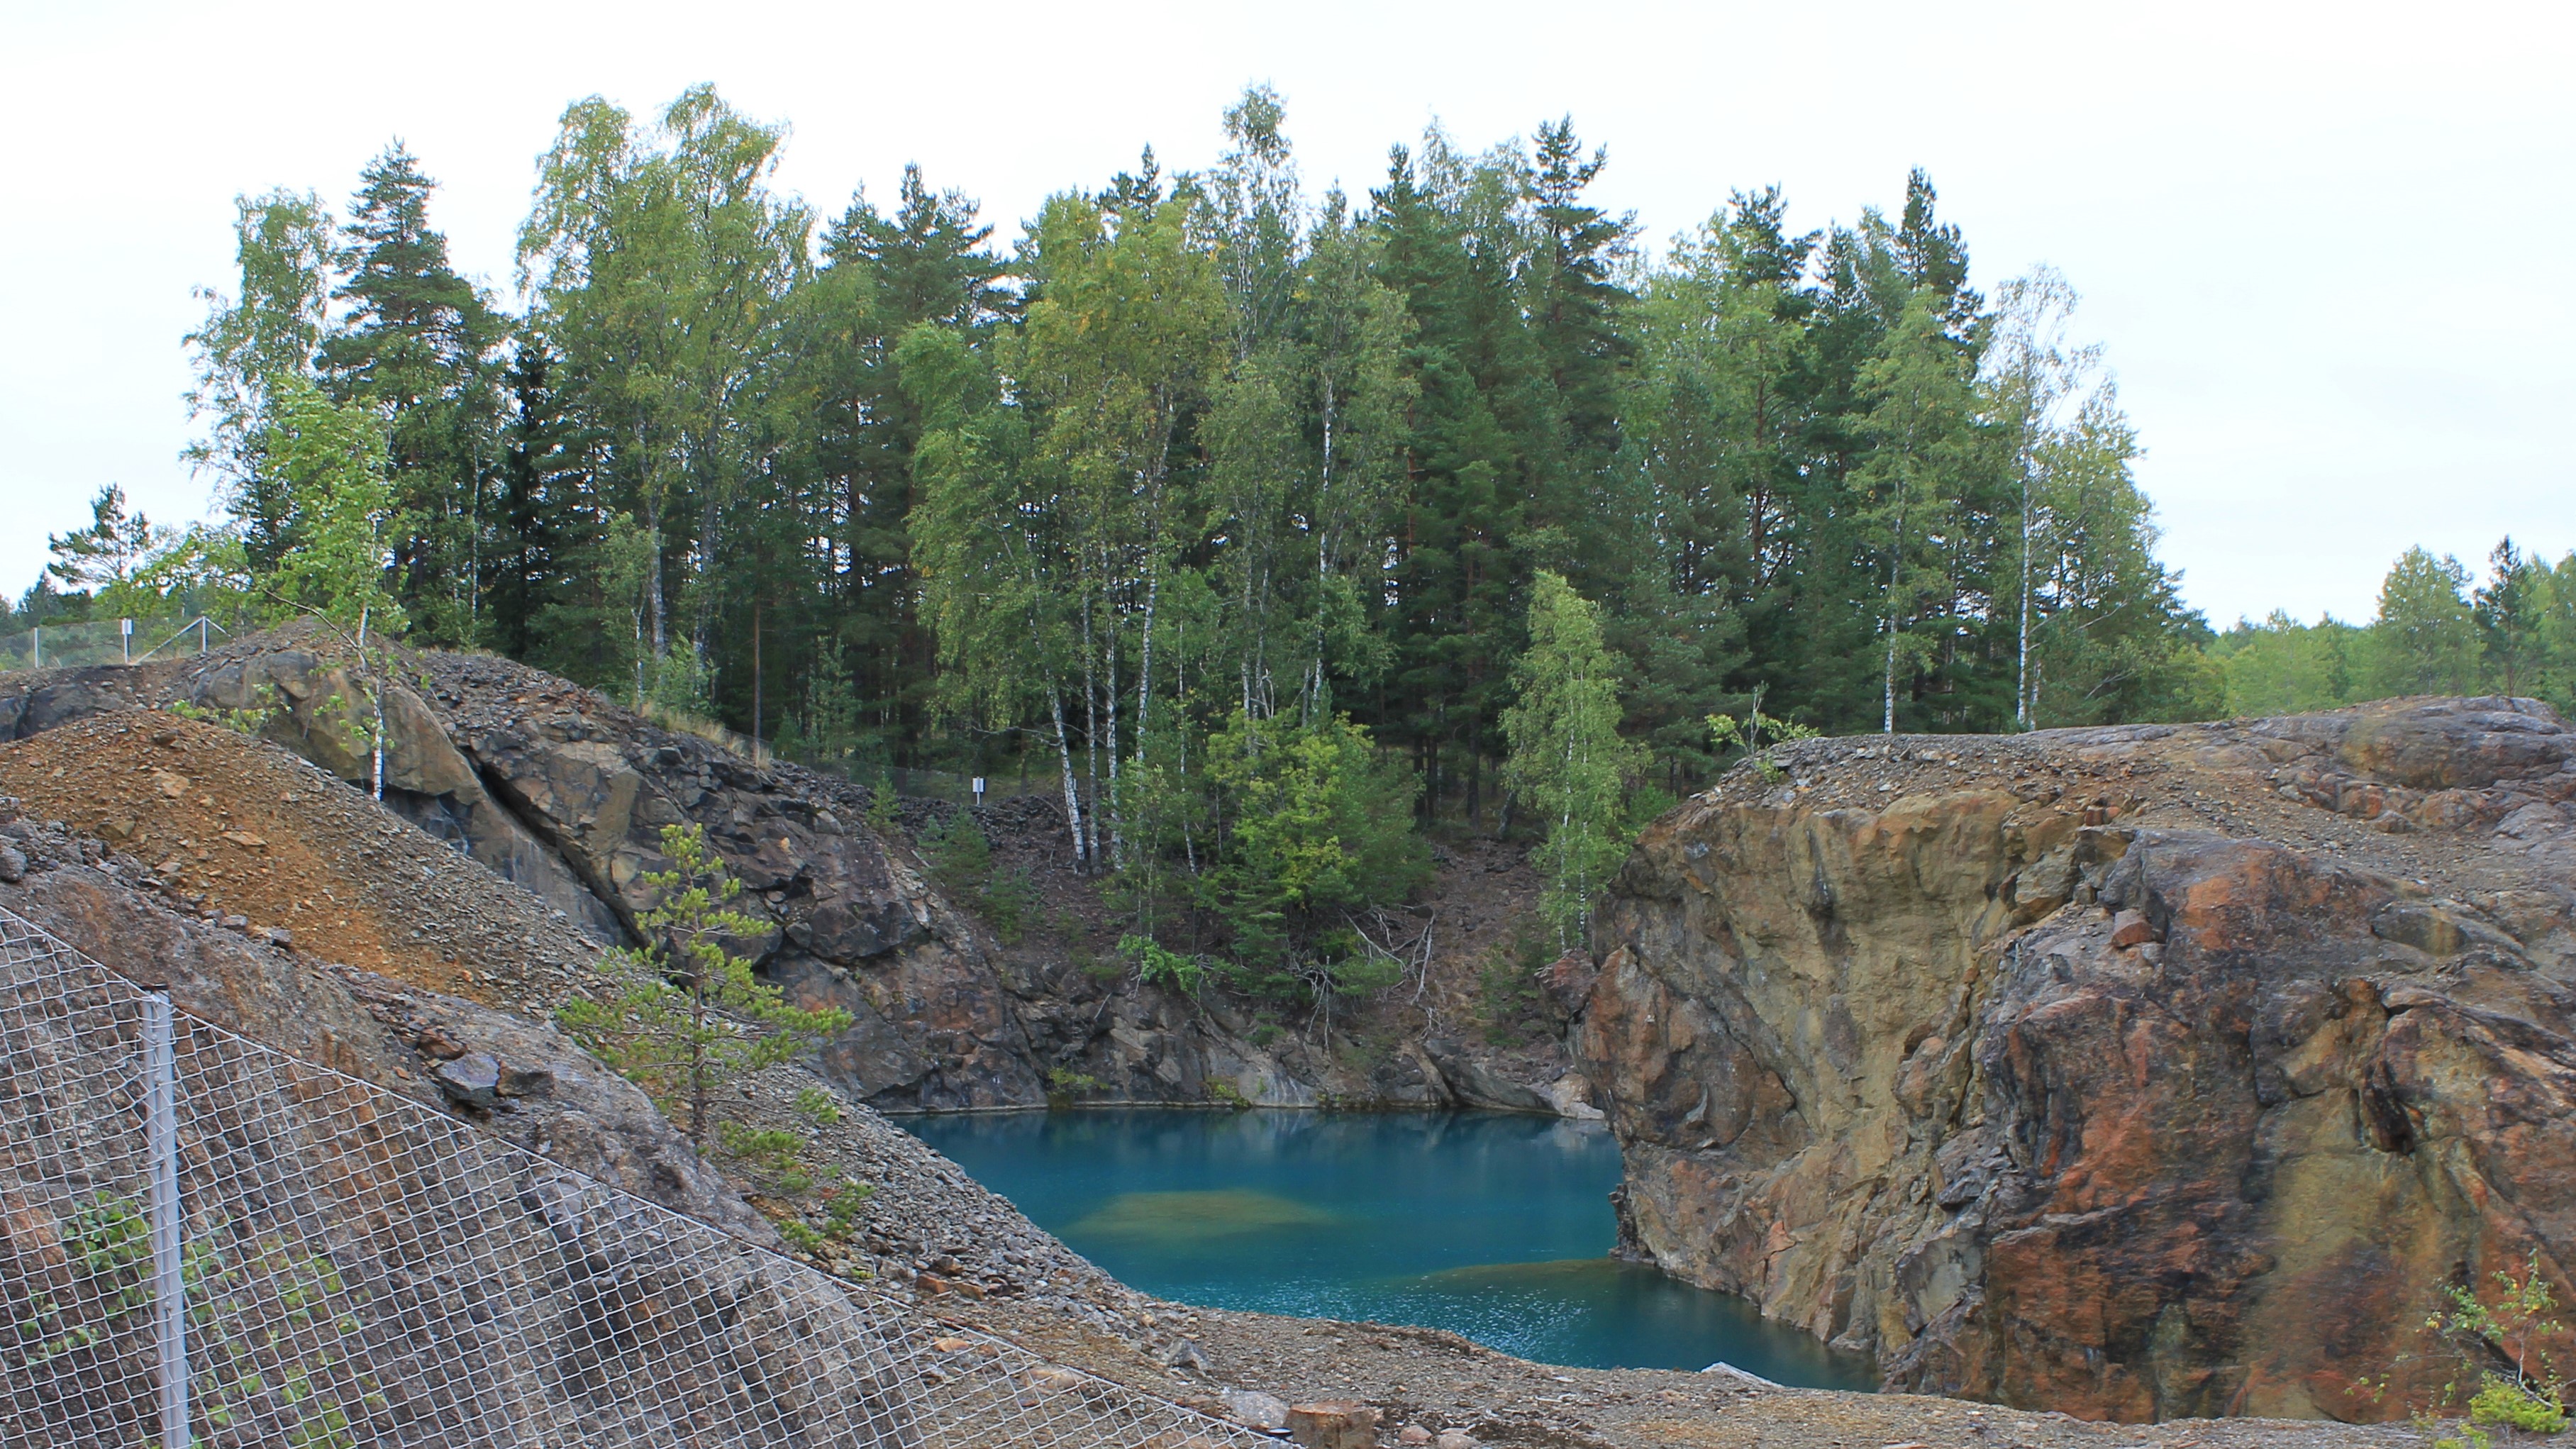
left=1285, top=1400, right=1380, bottom=1449
left=1581, top=699, right=2576, bottom=1423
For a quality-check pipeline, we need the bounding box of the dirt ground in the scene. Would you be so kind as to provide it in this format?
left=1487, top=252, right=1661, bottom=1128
left=947, top=1293, right=2424, bottom=1449
left=0, top=711, right=598, bottom=1014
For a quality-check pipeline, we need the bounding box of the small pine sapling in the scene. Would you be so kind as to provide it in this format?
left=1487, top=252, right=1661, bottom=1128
left=557, top=823, right=851, bottom=1151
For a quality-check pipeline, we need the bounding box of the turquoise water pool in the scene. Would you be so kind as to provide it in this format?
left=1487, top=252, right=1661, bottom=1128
left=896, top=1108, right=1873, bottom=1387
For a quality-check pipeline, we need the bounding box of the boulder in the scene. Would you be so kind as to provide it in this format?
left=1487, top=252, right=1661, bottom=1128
left=1421, top=1036, right=1555, bottom=1114
left=430, top=1050, right=502, bottom=1107
left=1286, top=1401, right=1379, bottom=1449
left=1220, top=1389, right=1289, bottom=1430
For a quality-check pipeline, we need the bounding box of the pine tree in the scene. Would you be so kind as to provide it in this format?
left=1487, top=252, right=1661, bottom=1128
left=1370, top=137, right=1540, bottom=823
left=2474, top=538, right=2548, bottom=699
left=557, top=824, right=850, bottom=1149
left=792, top=164, right=1010, bottom=756
left=45, top=486, right=172, bottom=600
left=318, top=143, right=504, bottom=645
left=487, top=332, right=584, bottom=663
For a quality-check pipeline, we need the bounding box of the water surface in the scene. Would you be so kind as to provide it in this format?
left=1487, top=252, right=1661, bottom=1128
left=898, top=1107, right=1872, bottom=1387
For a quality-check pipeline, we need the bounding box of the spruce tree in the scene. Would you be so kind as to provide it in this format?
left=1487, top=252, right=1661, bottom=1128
left=319, top=143, right=504, bottom=646
left=2474, top=538, right=2548, bottom=699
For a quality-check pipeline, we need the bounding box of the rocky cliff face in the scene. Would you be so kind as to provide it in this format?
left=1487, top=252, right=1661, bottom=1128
left=1577, top=699, right=2576, bottom=1421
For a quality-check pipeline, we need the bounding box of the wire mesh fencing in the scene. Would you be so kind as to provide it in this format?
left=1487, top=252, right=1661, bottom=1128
left=0, top=905, right=1265, bottom=1449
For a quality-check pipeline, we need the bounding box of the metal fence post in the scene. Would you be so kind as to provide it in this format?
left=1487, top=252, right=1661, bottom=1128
left=143, top=993, right=188, bottom=1449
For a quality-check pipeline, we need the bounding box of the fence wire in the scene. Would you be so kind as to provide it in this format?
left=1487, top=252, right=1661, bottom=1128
left=0, top=906, right=1262, bottom=1449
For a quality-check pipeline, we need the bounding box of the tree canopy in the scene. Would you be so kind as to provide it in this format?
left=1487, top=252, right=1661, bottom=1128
left=35, top=82, right=2572, bottom=973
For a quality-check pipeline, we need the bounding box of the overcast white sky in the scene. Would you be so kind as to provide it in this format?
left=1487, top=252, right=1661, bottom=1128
left=2, top=0, right=2568, bottom=628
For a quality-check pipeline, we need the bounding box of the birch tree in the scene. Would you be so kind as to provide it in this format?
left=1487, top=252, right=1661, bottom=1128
left=1502, top=572, right=1645, bottom=943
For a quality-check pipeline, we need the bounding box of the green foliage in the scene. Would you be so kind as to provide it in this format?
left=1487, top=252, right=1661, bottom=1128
left=9, top=1194, right=150, bottom=1364
left=1504, top=572, right=1647, bottom=944
left=145, top=87, right=2576, bottom=995
left=1708, top=697, right=1821, bottom=786
left=918, top=809, right=992, bottom=892
left=1044, top=1066, right=1103, bottom=1104
left=255, top=379, right=407, bottom=640
left=1120, top=933, right=1208, bottom=995
left=2470, top=1378, right=2566, bottom=1433
left=865, top=767, right=901, bottom=834
left=187, top=188, right=337, bottom=572
left=556, top=823, right=852, bottom=1148
left=915, top=809, right=1038, bottom=943
left=1708, top=691, right=1823, bottom=785
left=2212, top=611, right=2369, bottom=716
left=1206, top=1077, right=1251, bottom=1109
left=2373, top=1251, right=2575, bottom=1442
left=165, top=685, right=282, bottom=736
left=776, top=655, right=867, bottom=771
left=792, top=1085, right=843, bottom=1128
left=1194, top=709, right=1428, bottom=987
left=45, top=486, right=175, bottom=608
left=319, top=143, right=506, bottom=647
left=2430, top=1253, right=2569, bottom=1419
left=2475, top=538, right=2553, bottom=701
left=7, top=1195, right=384, bottom=1448
left=823, top=1177, right=875, bottom=1237
left=1324, top=931, right=1406, bottom=997
left=716, top=1120, right=814, bottom=1194
left=2373, top=547, right=2480, bottom=697
left=978, top=866, right=1037, bottom=944
left=1475, top=927, right=1551, bottom=1045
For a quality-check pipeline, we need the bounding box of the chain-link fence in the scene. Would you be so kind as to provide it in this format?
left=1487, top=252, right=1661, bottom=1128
left=0, top=905, right=1262, bottom=1448
left=0, top=617, right=233, bottom=673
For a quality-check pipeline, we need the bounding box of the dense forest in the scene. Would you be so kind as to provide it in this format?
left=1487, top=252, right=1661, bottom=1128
left=20, top=85, right=2576, bottom=966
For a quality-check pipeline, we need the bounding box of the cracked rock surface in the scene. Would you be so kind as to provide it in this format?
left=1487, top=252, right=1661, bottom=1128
left=1582, top=697, right=2576, bottom=1421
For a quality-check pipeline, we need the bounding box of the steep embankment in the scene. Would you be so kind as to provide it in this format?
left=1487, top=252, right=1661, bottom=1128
left=1580, top=699, right=2576, bottom=1422
left=0, top=628, right=1582, bottom=1116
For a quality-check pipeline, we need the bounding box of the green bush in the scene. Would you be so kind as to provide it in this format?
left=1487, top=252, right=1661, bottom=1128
left=2470, top=1377, right=2567, bottom=1433
left=2401, top=1251, right=2573, bottom=1443
left=918, top=809, right=992, bottom=893
left=1121, top=933, right=1208, bottom=995
left=981, top=865, right=1038, bottom=943
left=1475, top=927, right=1550, bottom=1045
left=1194, top=709, right=1428, bottom=995
left=1045, top=1066, right=1103, bottom=1106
